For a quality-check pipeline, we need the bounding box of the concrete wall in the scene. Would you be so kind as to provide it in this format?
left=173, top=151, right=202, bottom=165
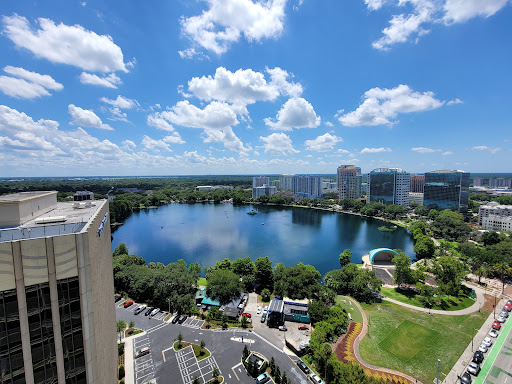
left=0, top=191, right=57, bottom=227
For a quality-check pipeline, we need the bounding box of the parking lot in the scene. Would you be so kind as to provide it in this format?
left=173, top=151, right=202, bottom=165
left=181, top=317, right=205, bottom=329
left=176, top=345, right=221, bottom=384
left=133, top=334, right=155, bottom=384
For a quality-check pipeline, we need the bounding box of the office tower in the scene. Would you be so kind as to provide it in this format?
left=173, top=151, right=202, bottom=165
left=337, top=165, right=362, bottom=200
left=0, top=191, right=116, bottom=384
left=279, top=175, right=294, bottom=191
left=252, top=185, right=277, bottom=199
left=253, top=176, right=269, bottom=188
left=410, top=175, right=425, bottom=193
left=478, top=202, right=512, bottom=229
left=473, top=177, right=483, bottom=187
left=423, top=170, right=470, bottom=213
left=292, top=175, right=323, bottom=199
left=368, top=168, right=410, bottom=207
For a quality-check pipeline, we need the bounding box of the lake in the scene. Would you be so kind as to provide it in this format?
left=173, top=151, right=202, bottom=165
left=111, top=203, right=415, bottom=276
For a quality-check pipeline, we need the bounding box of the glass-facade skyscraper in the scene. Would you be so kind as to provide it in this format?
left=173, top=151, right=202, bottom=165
left=423, top=170, right=470, bottom=213
left=368, top=168, right=410, bottom=207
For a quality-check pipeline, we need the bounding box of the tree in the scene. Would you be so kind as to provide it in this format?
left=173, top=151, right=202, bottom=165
left=414, top=205, right=429, bottom=216
left=177, top=332, right=183, bottom=347
left=192, top=377, right=200, bottom=384
left=339, top=249, right=352, bottom=268
left=200, top=340, right=206, bottom=350
left=428, top=209, right=439, bottom=220
left=392, top=252, right=413, bottom=287
left=113, top=243, right=129, bottom=257
left=431, top=210, right=471, bottom=241
left=231, top=257, right=255, bottom=290
left=212, top=367, right=220, bottom=383
left=243, top=344, right=250, bottom=360
left=482, top=231, right=501, bottom=246
left=128, top=321, right=135, bottom=330
left=206, top=269, right=244, bottom=305
left=255, top=256, right=274, bottom=291
left=241, top=314, right=248, bottom=328
left=188, top=262, right=201, bottom=278
left=414, top=235, right=436, bottom=259
left=494, top=263, right=512, bottom=293
left=278, top=263, right=321, bottom=300
left=257, top=194, right=270, bottom=204
left=431, top=256, right=469, bottom=295
left=153, top=261, right=197, bottom=314
left=116, top=320, right=127, bottom=343
left=260, top=288, right=271, bottom=302
left=308, top=299, right=330, bottom=324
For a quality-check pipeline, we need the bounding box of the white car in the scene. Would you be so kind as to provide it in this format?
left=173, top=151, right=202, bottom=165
left=263, top=305, right=269, bottom=313
left=497, top=315, right=506, bottom=323
left=257, top=306, right=262, bottom=315
left=482, top=337, right=493, bottom=347
left=489, top=329, right=499, bottom=338
left=309, top=373, right=324, bottom=384
left=150, top=308, right=160, bottom=316
left=478, top=344, right=488, bottom=353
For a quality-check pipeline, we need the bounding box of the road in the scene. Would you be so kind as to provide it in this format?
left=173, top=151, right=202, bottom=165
left=116, top=300, right=309, bottom=384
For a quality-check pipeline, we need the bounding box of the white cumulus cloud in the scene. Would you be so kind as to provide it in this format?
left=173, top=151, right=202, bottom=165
left=163, top=132, right=186, bottom=145
left=180, top=0, right=287, bottom=56
left=4, top=66, right=63, bottom=90
left=360, top=147, right=392, bottom=154
left=122, top=140, right=136, bottom=150
left=305, top=133, right=342, bottom=152
left=444, top=0, right=509, bottom=23
left=265, top=97, right=320, bottom=131
left=100, top=95, right=139, bottom=109
left=0, top=66, right=63, bottom=99
left=337, top=84, right=444, bottom=126
left=2, top=14, right=129, bottom=72
left=259, top=132, right=300, bottom=156
left=80, top=72, right=122, bottom=88
left=68, top=104, right=113, bottom=130
left=411, top=147, right=441, bottom=153
left=142, top=135, right=172, bottom=152
left=472, top=145, right=501, bottom=154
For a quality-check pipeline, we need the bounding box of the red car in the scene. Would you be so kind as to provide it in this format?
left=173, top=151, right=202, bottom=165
left=492, top=321, right=501, bottom=330
left=241, top=312, right=251, bottom=318
left=298, top=325, right=309, bottom=330
left=124, top=301, right=134, bottom=308
left=504, top=303, right=512, bottom=312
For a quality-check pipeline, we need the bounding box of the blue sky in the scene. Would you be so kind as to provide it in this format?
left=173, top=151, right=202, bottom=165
left=0, top=0, right=511, bottom=177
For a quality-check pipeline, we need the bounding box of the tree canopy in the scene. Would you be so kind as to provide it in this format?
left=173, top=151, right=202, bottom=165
left=206, top=269, right=244, bottom=305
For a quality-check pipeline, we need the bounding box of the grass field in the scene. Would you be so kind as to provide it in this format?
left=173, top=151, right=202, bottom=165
left=379, top=320, right=438, bottom=362
left=359, top=301, right=488, bottom=383
left=381, top=287, right=475, bottom=311
left=197, top=277, right=207, bottom=286
left=335, top=295, right=363, bottom=323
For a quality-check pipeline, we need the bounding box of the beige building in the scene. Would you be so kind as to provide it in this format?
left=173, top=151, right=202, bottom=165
left=0, top=191, right=116, bottom=384
left=478, top=201, right=512, bottom=228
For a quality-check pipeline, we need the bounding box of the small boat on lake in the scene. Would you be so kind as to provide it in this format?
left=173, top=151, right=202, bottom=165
left=247, top=209, right=258, bottom=215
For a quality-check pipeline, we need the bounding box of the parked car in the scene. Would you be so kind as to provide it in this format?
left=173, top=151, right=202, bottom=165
left=278, top=325, right=287, bottom=331
left=145, top=308, right=153, bottom=316
left=298, top=325, right=309, bottom=330
left=178, top=315, right=187, bottom=324
left=263, top=306, right=269, bottom=313
left=309, top=372, right=324, bottom=384
left=115, top=295, right=122, bottom=302
left=124, top=301, right=134, bottom=308
left=134, top=305, right=147, bottom=315
left=300, top=340, right=310, bottom=350
left=297, top=359, right=310, bottom=374
left=501, top=310, right=509, bottom=317
left=256, top=372, right=271, bottom=384
left=504, top=303, right=512, bottom=311
left=460, top=372, right=472, bottom=384
left=150, top=308, right=160, bottom=317
left=260, top=313, right=267, bottom=323
left=489, top=329, right=499, bottom=338
left=507, top=300, right=512, bottom=306
left=492, top=321, right=501, bottom=330
left=467, top=362, right=480, bottom=376
left=241, top=312, right=251, bottom=318
left=472, top=351, right=484, bottom=364
left=257, top=306, right=262, bottom=315
left=482, top=337, right=493, bottom=347
left=171, top=314, right=180, bottom=324
left=135, top=347, right=150, bottom=358
left=478, top=344, right=488, bottom=353
left=496, top=315, right=506, bottom=323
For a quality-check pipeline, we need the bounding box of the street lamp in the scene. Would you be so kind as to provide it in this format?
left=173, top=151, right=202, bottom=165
left=166, top=297, right=172, bottom=314
left=471, top=328, right=479, bottom=352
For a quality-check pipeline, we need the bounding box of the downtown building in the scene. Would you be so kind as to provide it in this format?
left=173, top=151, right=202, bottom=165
left=368, top=168, right=410, bottom=207
left=423, top=170, right=470, bottom=213
left=292, top=175, right=323, bottom=199
left=0, top=191, right=116, bottom=384
left=337, top=165, right=362, bottom=200
left=279, top=175, right=295, bottom=191
left=252, top=176, right=269, bottom=188
left=478, top=202, right=512, bottom=231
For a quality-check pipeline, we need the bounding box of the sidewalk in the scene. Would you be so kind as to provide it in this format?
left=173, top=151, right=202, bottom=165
left=443, top=297, right=509, bottom=384
left=122, top=331, right=147, bottom=384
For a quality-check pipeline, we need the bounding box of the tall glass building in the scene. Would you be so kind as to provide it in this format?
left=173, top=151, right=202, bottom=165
left=368, top=168, right=410, bottom=207
left=0, top=191, right=117, bottom=384
left=423, top=170, right=470, bottom=213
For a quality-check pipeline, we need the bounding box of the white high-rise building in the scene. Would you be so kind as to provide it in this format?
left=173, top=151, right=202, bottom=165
left=279, top=175, right=295, bottom=191
left=337, top=165, right=362, bottom=200
left=478, top=202, right=512, bottom=228
left=252, top=185, right=277, bottom=199
left=253, top=176, right=269, bottom=188
left=292, top=175, right=323, bottom=199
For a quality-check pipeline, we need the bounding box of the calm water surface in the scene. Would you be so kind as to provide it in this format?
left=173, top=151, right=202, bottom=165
left=111, top=203, right=415, bottom=275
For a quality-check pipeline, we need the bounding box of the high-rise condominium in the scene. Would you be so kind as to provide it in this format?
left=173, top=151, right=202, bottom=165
left=279, top=175, right=295, bottom=191
left=337, top=165, right=362, bottom=200
left=292, top=175, right=323, bottom=199
left=368, top=168, right=410, bottom=207
left=253, top=176, right=269, bottom=188
left=0, top=191, right=116, bottom=384
left=423, top=170, right=470, bottom=213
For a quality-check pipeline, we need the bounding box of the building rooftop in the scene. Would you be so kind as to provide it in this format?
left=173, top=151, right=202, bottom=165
left=0, top=200, right=105, bottom=243
left=0, top=191, right=55, bottom=202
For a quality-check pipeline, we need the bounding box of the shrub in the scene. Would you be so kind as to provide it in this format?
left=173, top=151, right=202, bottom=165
left=118, top=364, right=125, bottom=379
left=118, top=343, right=124, bottom=356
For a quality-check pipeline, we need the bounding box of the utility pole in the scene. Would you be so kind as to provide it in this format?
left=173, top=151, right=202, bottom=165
left=436, top=359, right=441, bottom=384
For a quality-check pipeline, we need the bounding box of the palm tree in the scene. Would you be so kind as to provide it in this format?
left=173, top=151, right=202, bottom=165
left=494, top=263, right=512, bottom=293
left=474, top=264, right=489, bottom=285
left=116, top=320, right=127, bottom=343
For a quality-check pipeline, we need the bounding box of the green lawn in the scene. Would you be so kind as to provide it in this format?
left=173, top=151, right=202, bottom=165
left=335, top=295, right=364, bottom=323
left=197, top=277, right=207, bottom=286
left=381, top=287, right=475, bottom=311
left=379, top=320, right=438, bottom=362
left=359, top=301, right=488, bottom=383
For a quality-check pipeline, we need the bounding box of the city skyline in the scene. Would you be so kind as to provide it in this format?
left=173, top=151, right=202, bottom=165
left=0, top=1, right=511, bottom=177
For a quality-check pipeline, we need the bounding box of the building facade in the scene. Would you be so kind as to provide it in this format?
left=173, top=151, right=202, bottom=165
left=473, top=177, right=483, bottom=187
left=410, top=175, right=425, bottom=193
left=489, top=178, right=512, bottom=189
left=0, top=191, right=116, bottom=384
left=337, top=165, right=362, bottom=200
left=368, top=168, right=410, bottom=207
left=292, top=175, right=323, bottom=199
left=423, top=170, right=470, bottom=213
left=253, top=176, right=269, bottom=188
left=252, top=185, right=277, bottom=199
left=279, top=175, right=294, bottom=191
left=478, top=202, right=512, bottom=227
left=409, top=192, right=424, bottom=206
